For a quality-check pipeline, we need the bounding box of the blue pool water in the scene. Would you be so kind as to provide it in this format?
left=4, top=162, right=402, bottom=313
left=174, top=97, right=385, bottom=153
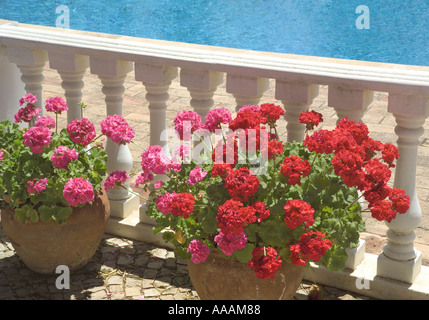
left=1, top=0, right=428, bottom=66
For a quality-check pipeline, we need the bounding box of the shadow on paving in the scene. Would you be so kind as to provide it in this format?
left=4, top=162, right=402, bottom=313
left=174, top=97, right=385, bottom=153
left=0, top=230, right=197, bottom=300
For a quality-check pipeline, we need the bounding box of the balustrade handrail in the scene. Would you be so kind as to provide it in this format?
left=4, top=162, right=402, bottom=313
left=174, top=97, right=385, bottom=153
left=1, top=21, right=429, bottom=94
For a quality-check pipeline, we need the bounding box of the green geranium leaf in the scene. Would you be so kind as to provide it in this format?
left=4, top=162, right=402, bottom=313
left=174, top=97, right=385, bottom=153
left=232, top=242, right=255, bottom=263
left=198, top=207, right=218, bottom=234
left=54, top=206, right=73, bottom=224
left=321, top=245, right=348, bottom=272
left=15, top=204, right=39, bottom=223
left=38, top=204, right=56, bottom=222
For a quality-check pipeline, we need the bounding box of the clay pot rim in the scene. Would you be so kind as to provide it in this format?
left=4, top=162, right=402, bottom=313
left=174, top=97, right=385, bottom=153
left=0, top=188, right=108, bottom=225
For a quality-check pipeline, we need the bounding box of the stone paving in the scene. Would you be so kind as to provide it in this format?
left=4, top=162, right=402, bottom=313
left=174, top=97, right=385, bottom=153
left=0, top=65, right=428, bottom=300
left=0, top=228, right=373, bottom=300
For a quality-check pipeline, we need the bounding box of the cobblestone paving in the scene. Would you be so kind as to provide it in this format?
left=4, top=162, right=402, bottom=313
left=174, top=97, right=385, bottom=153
left=0, top=228, right=372, bottom=300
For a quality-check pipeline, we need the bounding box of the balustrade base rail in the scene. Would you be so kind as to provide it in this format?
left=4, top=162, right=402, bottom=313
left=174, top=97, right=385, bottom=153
left=303, top=253, right=429, bottom=300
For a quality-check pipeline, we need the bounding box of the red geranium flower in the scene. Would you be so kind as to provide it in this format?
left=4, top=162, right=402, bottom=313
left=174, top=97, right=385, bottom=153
left=248, top=246, right=282, bottom=279
left=381, top=143, right=400, bottom=168
left=284, top=199, right=315, bottom=229
left=250, top=201, right=270, bottom=223
left=290, top=231, right=332, bottom=265
left=335, top=117, right=369, bottom=144
left=224, top=167, right=260, bottom=201
left=211, top=163, right=232, bottom=178
left=331, top=149, right=365, bottom=187
left=280, top=155, right=311, bottom=186
left=212, top=134, right=239, bottom=167
left=168, top=192, right=195, bottom=219
left=389, top=188, right=410, bottom=214
left=359, top=159, right=391, bottom=192
left=216, top=200, right=257, bottom=234
left=299, top=110, right=323, bottom=130
left=260, top=103, right=285, bottom=122
left=229, top=108, right=265, bottom=131
left=267, top=140, right=284, bottom=160
left=303, top=130, right=337, bottom=154
left=236, top=127, right=270, bottom=154
left=369, top=200, right=397, bottom=222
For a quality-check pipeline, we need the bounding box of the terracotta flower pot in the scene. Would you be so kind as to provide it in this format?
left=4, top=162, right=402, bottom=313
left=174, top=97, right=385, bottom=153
left=187, top=249, right=304, bottom=300
left=0, top=189, right=110, bottom=274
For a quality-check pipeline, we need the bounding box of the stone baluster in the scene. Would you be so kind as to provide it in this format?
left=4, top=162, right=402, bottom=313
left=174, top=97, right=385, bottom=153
left=0, top=45, right=25, bottom=122
left=327, top=86, right=374, bottom=268
left=275, top=80, right=319, bottom=142
left=180, top=69, right=223, bottom=121
left=135, top=63, right=178, bottom=153
left=180, top=69, right=223, bottom=160
left=328, top=86, right=374, bottom=122
left=89, top=57, right=138, bottom=219
left=48, top=52, right=89, bottom=122
left=134, top=64, right=178, bottom=225
left=377, top=93, right=429, bottom=283
left=226, top=74, right=269, bottom=112
left=6, top=47, right=47, bottom=112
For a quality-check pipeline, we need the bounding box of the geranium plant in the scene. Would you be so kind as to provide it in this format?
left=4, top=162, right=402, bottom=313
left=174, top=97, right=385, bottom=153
left=107, top=103, right=409, bottom=279
left=0, top=93, right=134, bottom=224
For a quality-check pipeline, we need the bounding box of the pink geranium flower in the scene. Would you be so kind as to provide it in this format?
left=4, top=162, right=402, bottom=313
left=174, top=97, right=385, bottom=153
left=45, top=96, right=68, bottom=113
left=214, top=231, right=247, bottom=256
left=155, top=191, right=176, bottom=215
left=204, top=108, right=232, bottom=133
left=104, top=170, right=130, bottom=192
left=139, top=145, right=174, bottom=183
left=23, top=126, right=52, bottom=153
left=100, top=114, right=135, bottom=145
left=14, top=105, right=42, bottom=123
left=187, top=240, right=210, bottom=264
left=27, top=178, right=48, bottom=195
left=174, top=144, right=192, bottom=160
left=35, top=115, right=56, bottom=129
left=154, top=180, right=163, bottom=189
left=19, top=93, right=37, bottom=106
left=51, top=146, right=79, bottom=169
left=188, top=166, right=207, bottom=186
left=174, top=110, right=203, bottom=141
left=67, top=118, right=96, bottom=146
left=63, top=177, right=94, bottom=207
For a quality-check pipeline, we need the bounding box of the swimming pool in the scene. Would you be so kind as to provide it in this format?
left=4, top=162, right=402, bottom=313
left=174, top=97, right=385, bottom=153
left=1, top=0, right=428, bottom=67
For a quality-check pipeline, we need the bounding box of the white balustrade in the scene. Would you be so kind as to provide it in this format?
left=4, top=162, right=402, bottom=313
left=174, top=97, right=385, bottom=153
left=275, top=80, right=319, bottom=142
left=226, top=74, right=269, bottom=111
left=377, top=94, right=429, bottom=283
left=48, top=52, right=89, bottom=122
left=0, top=45, right=25, bottom=122
left=89, top=57, right=138, bottom=219
left=135, top=63, right=178, bottom=152
left=180, top=69, right=223, bottom=120
left=1, top=21, right=429, bottom=297
left=328, top=86, right=374, bottom=122
left=6, top=46, right=47, bottom=112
